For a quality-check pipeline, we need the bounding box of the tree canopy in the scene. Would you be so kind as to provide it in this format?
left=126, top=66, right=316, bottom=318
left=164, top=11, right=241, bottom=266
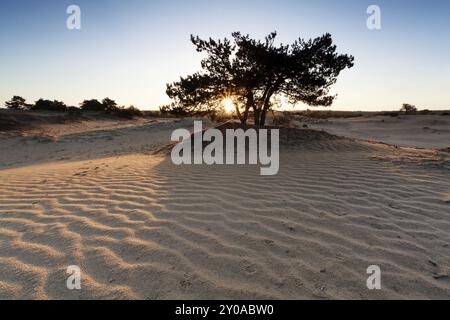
left=102, top=97, right=118, bottom=112
left=167, top=32, right=354, bottom=126
left=80, top=99, right=105, bottom=111
left=400, top=103, right=418, bottom=114
left=3, top=96, right=143, bottom=118
left=5, top=96, right=28, bottom=110
left=31, top=99, right=67, bottom=112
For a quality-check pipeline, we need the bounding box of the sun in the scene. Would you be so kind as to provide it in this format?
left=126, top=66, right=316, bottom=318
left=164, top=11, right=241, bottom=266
left=223, top=98, right=235, bottom=113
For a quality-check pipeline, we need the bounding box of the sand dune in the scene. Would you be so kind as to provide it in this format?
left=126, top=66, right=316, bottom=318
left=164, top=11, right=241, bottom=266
left=1, top=117, right=449, bottom=299
left=298, top=114, right=450, bottom=149
left=0, top=117, right=200, bottom=169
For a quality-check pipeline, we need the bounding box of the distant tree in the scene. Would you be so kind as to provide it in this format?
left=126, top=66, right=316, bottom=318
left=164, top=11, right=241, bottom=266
left=31, top=99, right=67, bottom=111
left=80, top=99, right=105, bottom=111
left=5, top=96, right=28, bottom=110
left=102, top=97, right=118, bottom=112
left=400, top=103, right=418, bottom=114
left=167, top=32, right=354, bottom=126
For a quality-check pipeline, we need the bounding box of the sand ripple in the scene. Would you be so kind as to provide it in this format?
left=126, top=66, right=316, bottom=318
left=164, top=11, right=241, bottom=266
left=1, top=139, right=449, bottom=299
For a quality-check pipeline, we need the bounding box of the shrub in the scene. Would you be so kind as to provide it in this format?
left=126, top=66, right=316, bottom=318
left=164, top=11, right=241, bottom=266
left=272, top=112, right=291, bottom=126
left=67, top=106, right=82, bottom=116
left=31, top=99, right=67, bottom=112
left=114, top=105, right=143, bottom=118
left=208, top=110, right=234, bottom=123
left=160, top=104, right=189, bottom=116
left=80, top=99, right=105, bottom=111
left=143, top=110, right=162, bottom=117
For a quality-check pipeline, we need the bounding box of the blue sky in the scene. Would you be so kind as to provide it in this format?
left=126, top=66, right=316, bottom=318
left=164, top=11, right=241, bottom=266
left=1, top=0, right=449, bottom=110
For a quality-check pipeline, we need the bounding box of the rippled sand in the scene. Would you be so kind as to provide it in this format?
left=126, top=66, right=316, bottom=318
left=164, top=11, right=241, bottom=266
left=0, top=117, right=449, bottom=299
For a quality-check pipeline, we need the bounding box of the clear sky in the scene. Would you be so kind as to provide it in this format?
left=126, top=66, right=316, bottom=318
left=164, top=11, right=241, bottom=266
left=1, top=0, right=449, bottom=111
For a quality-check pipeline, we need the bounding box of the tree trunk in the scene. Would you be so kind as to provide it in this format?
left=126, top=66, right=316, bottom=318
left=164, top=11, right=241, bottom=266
left=260, top=101, right=272, bottom=127
left=259, top=82, right=279, bottom=127
left=260, top=110, right=267, bottom=127
left=241, top=104, right=250, bottom=125
left=234, top=107, right=250, bottom=125
left=244, top=90, right=254, bottom=126
left=235, top=106, right=246, bottom=125
left=254, top=109, right=261, bottom=126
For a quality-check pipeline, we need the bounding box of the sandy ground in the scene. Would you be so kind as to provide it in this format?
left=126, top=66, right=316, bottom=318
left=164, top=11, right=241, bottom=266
left=0, top=113, right=449, bottom=299
left=297, top=115, right=450, bottom=150
left=0, top=115, right=195, bottom=169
